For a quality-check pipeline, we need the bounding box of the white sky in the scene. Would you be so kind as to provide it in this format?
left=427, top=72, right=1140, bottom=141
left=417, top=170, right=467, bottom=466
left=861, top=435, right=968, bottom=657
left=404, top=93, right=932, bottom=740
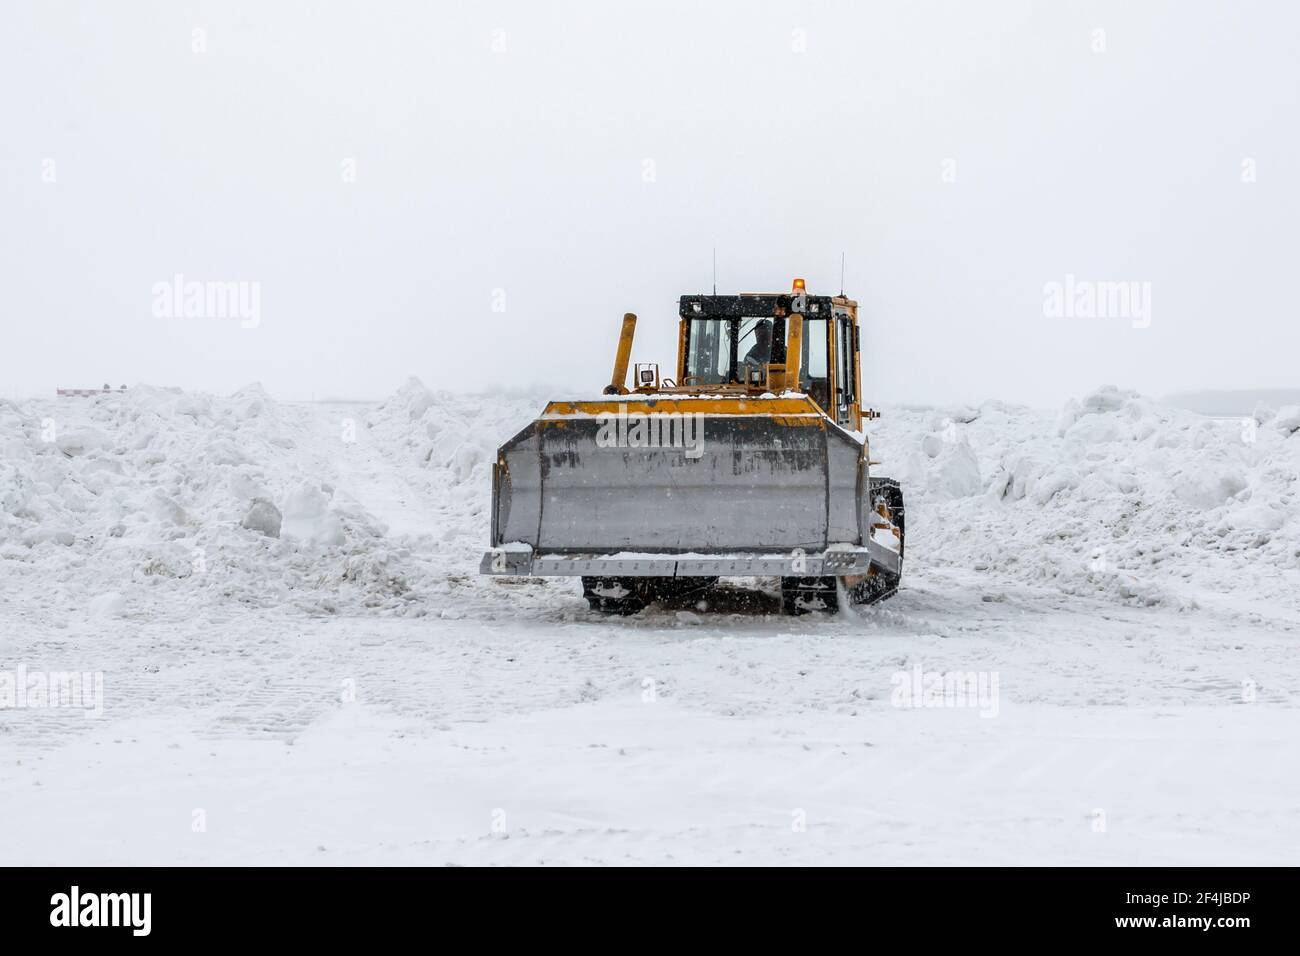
left=3, top=1, right=1297, bottom=406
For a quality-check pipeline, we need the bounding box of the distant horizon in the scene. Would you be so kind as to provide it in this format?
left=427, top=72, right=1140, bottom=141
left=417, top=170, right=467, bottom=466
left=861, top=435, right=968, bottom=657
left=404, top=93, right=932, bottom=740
left=10, top=380, right=1298, bottom=418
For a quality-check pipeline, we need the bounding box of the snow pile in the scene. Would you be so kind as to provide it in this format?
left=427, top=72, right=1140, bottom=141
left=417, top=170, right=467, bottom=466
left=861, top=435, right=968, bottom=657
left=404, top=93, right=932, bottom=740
left=362, top=378, right=538, bottom=550
left=3, top=378, right=1294, bottom=623
left=364, top=378, right=1299, bottom=614
left=0, top=384, right=422, bottom=617
left=868, top=385, right=1300, bottom=609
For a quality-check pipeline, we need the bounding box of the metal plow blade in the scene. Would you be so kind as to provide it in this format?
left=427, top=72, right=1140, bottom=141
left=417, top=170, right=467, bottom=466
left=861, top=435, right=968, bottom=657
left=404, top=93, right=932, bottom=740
left=489, top=399, right=868, bottom=554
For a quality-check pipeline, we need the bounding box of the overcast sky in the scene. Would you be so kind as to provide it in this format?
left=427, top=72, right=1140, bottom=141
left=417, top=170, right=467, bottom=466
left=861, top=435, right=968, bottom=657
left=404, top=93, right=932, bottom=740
left=3, top=1, right=1297, bottom=407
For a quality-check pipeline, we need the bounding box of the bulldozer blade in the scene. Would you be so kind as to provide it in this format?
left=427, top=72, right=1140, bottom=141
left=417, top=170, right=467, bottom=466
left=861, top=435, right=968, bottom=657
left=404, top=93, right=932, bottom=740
left=489, top=398, right=870, bottom=554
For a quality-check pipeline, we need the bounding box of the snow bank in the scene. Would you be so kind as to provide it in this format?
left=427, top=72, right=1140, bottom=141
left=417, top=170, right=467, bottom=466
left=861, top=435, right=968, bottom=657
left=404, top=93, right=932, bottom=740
left=0, top=384, right=423, bottom=616
left=362, top=378, right=537, bottom=549
left=3, top=378, right=1294, bottom=622
left=868, top=385, right=1300, bottom=609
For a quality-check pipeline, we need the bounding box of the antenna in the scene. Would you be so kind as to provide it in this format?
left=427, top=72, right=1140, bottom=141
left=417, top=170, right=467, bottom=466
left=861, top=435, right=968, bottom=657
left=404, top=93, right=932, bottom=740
left=712, top=247, right=717, bottom=295
left=839, top=251, right=846, bottom=296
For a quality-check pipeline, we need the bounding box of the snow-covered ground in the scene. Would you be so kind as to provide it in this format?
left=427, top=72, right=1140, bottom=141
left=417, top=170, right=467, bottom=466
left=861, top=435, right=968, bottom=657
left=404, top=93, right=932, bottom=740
left=1, top=381, right=1298, bottom=864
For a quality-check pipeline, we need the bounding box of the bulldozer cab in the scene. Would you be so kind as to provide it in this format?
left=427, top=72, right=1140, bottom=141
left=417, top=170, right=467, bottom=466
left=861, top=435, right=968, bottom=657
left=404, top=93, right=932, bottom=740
left=675, top=287, right=865, bottom=430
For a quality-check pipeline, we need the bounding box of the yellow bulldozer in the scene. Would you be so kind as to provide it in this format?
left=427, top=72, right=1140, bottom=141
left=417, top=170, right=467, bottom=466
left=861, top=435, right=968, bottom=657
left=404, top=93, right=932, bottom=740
left=480, top=279, right=905, bottom=615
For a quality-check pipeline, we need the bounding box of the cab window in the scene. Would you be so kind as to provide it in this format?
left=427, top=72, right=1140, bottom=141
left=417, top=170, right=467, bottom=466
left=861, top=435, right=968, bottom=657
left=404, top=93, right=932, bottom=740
left=684, top=319, right=733, bottom=385
left=800, top=318, right=830, bottom=410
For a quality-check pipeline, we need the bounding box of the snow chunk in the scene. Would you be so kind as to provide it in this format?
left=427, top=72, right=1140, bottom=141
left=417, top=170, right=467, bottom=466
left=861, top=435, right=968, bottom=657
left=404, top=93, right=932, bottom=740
left=1273, top=405, right=1300, bottom=436
left=1080, top=385, right=1134, bottom=414
left=241, top=498, right=283, bottom=538
left=280, top=482, right=345, bottom=546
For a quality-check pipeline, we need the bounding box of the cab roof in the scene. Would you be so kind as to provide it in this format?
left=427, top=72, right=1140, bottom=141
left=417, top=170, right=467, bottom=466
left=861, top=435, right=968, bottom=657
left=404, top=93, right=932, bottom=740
left=678, top=294, right=842, bottom=319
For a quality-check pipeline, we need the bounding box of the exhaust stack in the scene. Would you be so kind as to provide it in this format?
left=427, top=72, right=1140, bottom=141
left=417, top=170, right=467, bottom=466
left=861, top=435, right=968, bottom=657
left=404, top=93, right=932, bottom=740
left=605, top=312, right=638, bottom=395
